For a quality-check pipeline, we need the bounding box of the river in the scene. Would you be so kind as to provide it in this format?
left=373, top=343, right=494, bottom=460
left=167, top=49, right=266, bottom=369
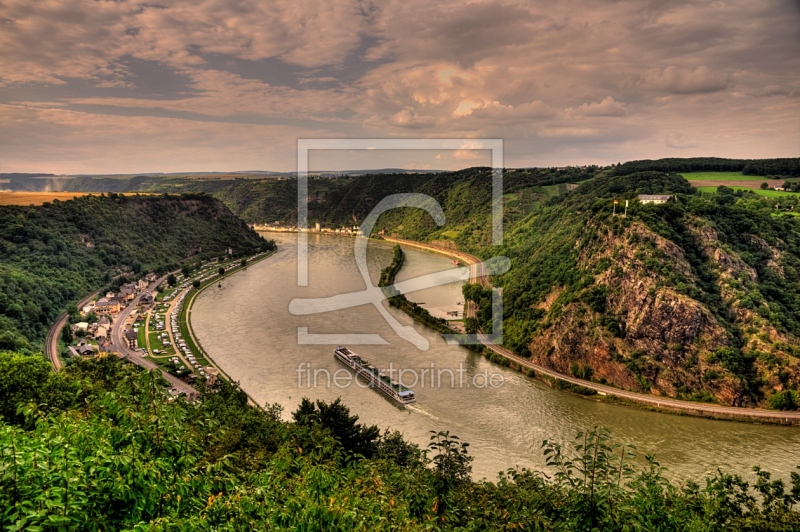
left=191, top=233, right=800, bottom=482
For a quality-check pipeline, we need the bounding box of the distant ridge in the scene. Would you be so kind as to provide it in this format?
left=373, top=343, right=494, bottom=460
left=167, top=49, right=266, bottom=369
left=1, top=168, right=445, bottom=179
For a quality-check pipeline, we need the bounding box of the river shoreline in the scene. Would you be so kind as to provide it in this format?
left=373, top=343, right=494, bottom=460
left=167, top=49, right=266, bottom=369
left=378, top=237, right=800, bottom=426
left=187, top=232, right=800, bottom=482
left=179, top=248, right=277, bottom=406
left=188, top=233, right=800, bottom=426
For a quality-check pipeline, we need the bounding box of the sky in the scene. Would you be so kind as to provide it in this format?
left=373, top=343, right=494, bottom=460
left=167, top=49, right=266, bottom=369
left=1, top=0, right=799, bottom=174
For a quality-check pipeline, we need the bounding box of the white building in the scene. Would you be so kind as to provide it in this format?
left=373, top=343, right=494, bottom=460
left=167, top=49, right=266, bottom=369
left=637, top=194, right=673, bottom=205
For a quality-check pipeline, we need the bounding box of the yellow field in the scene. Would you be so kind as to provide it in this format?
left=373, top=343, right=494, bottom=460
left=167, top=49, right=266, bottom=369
left=0, top=191, right=151, bottom=206
left=0, top=192, right=95, bottom=206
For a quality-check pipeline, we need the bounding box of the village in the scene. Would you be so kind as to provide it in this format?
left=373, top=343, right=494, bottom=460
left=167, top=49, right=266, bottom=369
left=251, top=221, right=364, bottom=236
left=60, top=252, right=274, bottom=393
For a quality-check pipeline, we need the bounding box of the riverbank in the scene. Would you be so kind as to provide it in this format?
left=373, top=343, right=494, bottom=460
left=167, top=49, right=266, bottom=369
left=382, top=237, right=800, bottom=426
left=183, top=232, right=800, bottom=482
left=379, top=244, right=459, bottom=337
left=180, top=249, right=277, bottom=405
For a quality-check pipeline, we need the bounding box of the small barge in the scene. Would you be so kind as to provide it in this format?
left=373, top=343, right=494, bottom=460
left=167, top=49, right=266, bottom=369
left=334, top=346, right=416, bottom=404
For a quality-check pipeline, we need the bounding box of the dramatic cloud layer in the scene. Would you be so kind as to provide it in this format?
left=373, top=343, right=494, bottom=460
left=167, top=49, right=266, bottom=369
left=1, top=0, right=798, bottom=172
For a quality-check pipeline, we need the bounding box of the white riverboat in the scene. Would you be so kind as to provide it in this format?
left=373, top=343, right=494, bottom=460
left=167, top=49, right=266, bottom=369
left=334, top=346, right=416, bottom=405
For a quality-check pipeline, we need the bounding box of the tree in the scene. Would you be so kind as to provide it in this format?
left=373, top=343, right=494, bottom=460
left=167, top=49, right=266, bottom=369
left=218, top=267, right=225, bottom=276
left=427, top=430, right=473, bottom=517
left=761, top=182, right=770, bottom=190
left=192, top=280, right=201, bottom=289
left=61, top=325, right=73, bottom=344
left=769, top=390, right=798, bottom=410
left=292, top=397, right=380, bottom=457
left=462, top=283, right=482, bottom=303
left=167, top=274, right=177, bottom=287
left=181, top=265, right=191, bottom=277
left=0, top=351, right=78, bottom=425
left=464, top=317, right=479, bottom=334
left=240, top=258, right=247, bottom=267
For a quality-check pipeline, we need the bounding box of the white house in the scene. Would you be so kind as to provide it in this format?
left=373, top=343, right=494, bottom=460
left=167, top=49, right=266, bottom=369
left=637, top=194, right=673, bottom=205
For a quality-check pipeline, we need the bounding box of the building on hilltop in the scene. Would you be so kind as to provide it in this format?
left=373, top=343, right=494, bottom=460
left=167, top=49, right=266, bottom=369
left=637, top=194, right=673, bottom=205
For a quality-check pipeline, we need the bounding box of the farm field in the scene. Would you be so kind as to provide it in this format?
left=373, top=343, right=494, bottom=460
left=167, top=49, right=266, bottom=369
left=0, top=191, right=94, bottom=205
left=696, top=185, right=796, bottom=198
left=690, top=179, right=778, bottom=188
left=680, top=171, right=768, bottom=182
left=0, top=191, right=152, bottom=205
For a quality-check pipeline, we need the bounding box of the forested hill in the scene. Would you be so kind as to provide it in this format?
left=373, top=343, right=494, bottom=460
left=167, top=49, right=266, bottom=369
left=0, top=193, right=269, bottom=353
left=610, top=157, right=800, bottom=176
left=346, top=170, right=800, bottom=409
left=489, top=172, right=800, bottom=407
left=215, top=165, right=600, bottom=226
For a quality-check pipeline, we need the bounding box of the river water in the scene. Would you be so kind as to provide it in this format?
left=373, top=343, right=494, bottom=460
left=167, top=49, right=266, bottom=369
left=192, top=233, right=800, bottom=482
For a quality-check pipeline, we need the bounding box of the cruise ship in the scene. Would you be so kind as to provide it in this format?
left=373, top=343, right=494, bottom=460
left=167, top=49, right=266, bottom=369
left=334, top=347, right=416, bottom=405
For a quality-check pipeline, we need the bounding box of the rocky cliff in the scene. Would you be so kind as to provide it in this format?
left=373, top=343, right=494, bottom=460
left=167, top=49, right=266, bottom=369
left=488, top=173, right=800, bottom=408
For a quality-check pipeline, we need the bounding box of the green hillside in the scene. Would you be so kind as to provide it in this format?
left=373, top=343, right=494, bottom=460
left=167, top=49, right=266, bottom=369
left=468, top=174, right=800, bottom=408
left=611, top=157, right=800, bottom=177
left=0, top=193, right=270, bottom=352
left=2, top=353, right=800, bottom=530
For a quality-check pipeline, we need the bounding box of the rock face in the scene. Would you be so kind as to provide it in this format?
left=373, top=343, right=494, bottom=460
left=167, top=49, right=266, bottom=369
left=525, top=221, right=798, bottom=407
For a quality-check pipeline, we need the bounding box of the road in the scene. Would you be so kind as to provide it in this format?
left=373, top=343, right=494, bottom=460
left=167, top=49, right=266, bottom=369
left=109, top=275, right=198, bottom=398
left=45, top=290, right=101, bottom=371
left=383, top=236, right=800, bottom=425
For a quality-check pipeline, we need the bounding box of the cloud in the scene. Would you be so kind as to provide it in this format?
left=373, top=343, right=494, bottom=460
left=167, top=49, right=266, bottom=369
left=570, top=97, right=627, bottom=117
left=753, top=85, right=800, bottom=98
left=1, top=0, right=798, bottom=172
left=131, top=0, right=367, bottom=69
left=466, top=100, right=556, bottom=120
left=62, top=69, right=355, bottom=121
left=641, top=66, right=731, bottom=94
left=665, top=132, right=698, bottom=149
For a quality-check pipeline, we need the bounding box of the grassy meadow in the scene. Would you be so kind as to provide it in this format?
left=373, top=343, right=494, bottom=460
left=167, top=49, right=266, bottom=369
left=696, top=185, right=796, bottom=198
left=680, top=171, right=766, bottom=182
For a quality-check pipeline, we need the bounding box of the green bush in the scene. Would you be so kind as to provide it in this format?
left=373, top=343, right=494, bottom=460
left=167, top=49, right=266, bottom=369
left=0, top=355, right=799, bottom=529
left=768, top=390, right=799, bottom=411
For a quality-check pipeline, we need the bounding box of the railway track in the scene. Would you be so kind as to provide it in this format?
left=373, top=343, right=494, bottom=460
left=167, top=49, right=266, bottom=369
left=44, top=290, right=101, bottom=371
